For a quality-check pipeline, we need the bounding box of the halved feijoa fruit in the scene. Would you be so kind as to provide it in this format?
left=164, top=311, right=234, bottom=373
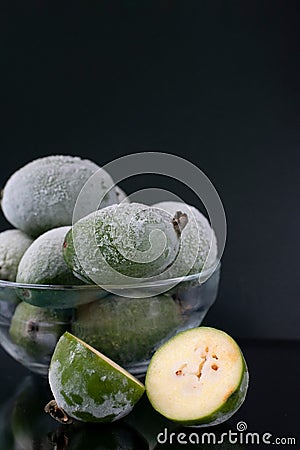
left=145, top=327, right=248, bottom=427
left=48, top=332, right=145, bottom=423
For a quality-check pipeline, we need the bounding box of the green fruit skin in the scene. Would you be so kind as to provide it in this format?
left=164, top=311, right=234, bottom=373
left=16, top=226, right=83, bottom=286
left=0, top=229, right=33, bottom=282
left=63, top=203, right=181, bottom=283
left=49, top=332, right=145, bottom=423
left=153, top=201, right=218, bottom=278
left=176, top=357, right=249, bottom=427
left=1, top=155, right=117, bottom=237
left=9, top=302, right=70, bottom=358
left=72, top=294, right=182, bottom=366
left=145, top=328, right=249, bottom=427
left=62, top=226, right=94, bottom=284
left=16, top=285, right=108, bottom=310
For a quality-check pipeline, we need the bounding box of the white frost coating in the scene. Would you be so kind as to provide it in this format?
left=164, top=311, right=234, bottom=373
left=0, top=229, right=33, bottom=281
left=153, top=201, right=218, bottom=277
left=49, top=342, right=138, bottom=421
left=71, top=202, right=181, bottom=283
left=16, top=226, right=80, bottom=285
left=1, top=155, right=118, bottom=237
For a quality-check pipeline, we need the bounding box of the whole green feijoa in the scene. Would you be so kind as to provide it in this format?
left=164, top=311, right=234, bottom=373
left=16, top=226, right=82, bottom=286
left=72, top=294, right=182, bottom=365
left=48, top=332, right=145, bottom=423
left=1, top=155, right=118, bottom=237
left=63, top=202, right=188, bottom=284
left=153, top=201, right=218, bottom=278
left=0, top=229, right=33, bottom=281
left=9, top=302, right=70, bottom=358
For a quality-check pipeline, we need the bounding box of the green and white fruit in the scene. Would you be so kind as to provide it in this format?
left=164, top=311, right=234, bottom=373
left=9, top=302, right=70, bottom=358
left=0, top=229, right=33, bottom=281
left=63, top=202, right=187, bottom=284
left=1, top=155, right=117, bottom=237
left=16, top=226, right=82, bottom=287
left=153, top=202, right=218, bottom=278
left=48, top=332, right=145, bottom=422
left=145, top=327, right=248, bottom=427
left=72, top=294, right=182, bottom=365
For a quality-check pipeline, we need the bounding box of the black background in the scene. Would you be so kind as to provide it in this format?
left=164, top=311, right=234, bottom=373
left=0, top=0, right=299, bottom=340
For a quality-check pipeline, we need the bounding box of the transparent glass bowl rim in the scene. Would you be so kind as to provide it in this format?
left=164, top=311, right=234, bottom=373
left=0, top=261, right=221, bottom=291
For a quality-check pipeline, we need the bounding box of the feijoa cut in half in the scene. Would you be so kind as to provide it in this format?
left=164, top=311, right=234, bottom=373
left=145, top=327, right=248, bottom=427
left=48, top=332, right=145, bottom=423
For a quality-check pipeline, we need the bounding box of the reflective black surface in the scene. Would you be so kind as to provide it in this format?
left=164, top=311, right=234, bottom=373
left=0, top=340, right=299, bottom=449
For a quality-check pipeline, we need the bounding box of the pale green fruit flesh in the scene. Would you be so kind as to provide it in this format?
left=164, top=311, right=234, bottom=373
left=9, top=302, right=69, bottom=358
left=0, top=229, right=33, bottom=282
left=49, top=332, right=145, bottom=423
left=63, top=202, right=184, bottom=283
left=1, top=155, right=117, bottom=237
left=71, top=294, right=182, bottom=365
left=145, top=327, right=248, bottom=426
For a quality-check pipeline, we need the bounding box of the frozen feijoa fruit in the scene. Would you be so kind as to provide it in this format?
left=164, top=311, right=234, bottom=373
left=1, top=155, right=118, bottom=237
left=48, top=331, right=145, bottom=423
left=145, top=327, right=249, bottom=427
left=72, top=294, right=182, bottom=365
left=16, top=226, right=82, bottom=286
left=63, top=202, right=188, bottom=284
left=0, top=229, right=33, bottom=281
left=9, top=302, right=70, bottom=358
left=153, top=202, right=218, bottom=277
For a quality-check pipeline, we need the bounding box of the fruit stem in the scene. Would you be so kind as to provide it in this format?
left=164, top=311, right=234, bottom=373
left=172, top=211, right=188, bottom=236
left=44, top=400, right=73, bottom=425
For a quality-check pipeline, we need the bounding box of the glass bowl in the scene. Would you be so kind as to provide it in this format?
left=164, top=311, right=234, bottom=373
left=0, top=264, right=220, bottom=378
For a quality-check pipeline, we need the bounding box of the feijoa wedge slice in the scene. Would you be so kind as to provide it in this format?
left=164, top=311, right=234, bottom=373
left=48, top=332, right=145, bottom=423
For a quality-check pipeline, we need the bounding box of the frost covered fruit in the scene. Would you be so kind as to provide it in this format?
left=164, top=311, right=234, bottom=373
left=63, top=202, right=188, bottom=284
left=9, top=302, right=69, bottom=358
left=145, top=327, right=249, bottom=427
left=153, top=201, right=218, bottom=278
left=0, top=229, right=33, bottom=281
left=1, top=155, right=117, bottom=237
left=16, top=226, right=82, bottom=287
left=47, top=332, right=145, bottom=423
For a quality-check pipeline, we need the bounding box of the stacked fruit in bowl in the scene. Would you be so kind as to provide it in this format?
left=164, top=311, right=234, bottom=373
left=0, top=155, right=220, bottom=380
